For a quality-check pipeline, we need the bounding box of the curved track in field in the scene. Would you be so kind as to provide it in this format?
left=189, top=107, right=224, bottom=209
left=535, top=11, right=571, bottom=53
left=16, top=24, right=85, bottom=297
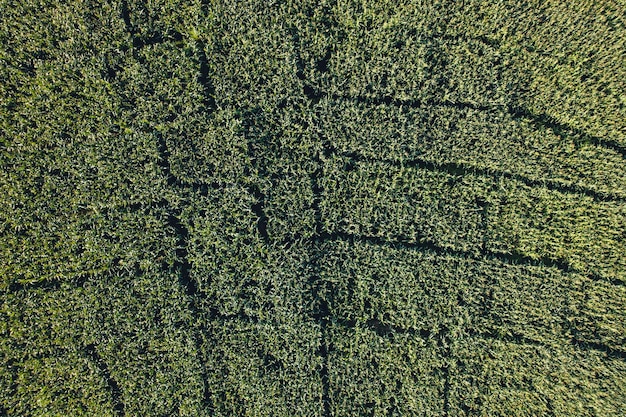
left=2, top=1, right=625, bottom=416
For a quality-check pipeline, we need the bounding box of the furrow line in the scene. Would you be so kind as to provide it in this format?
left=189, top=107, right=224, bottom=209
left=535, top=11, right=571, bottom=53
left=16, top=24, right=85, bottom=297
left=249, top=184, right=270, bottom=243
left=434, top=32, right=501, bottom=49
left=307, top=240, right=331, bottom=417
left=84, top=344, right=126, bottom=416
left=6, top=279, right=62, bottom=293
left=4, top=359, right=17, bottom=413
left=208, top=307, right=260, bottom=324
left=119, top=1, right=183, bottom=50
left=6, top=273, right=93, bottom=293
left=440, top=334, right=452, bottom=417
left=289, top=21, right=333, bottom=417
left=477, top=331, right=626, bottom=361
left=314, top=232, right=624, bottom=287
left=312, top=135, right=333, bottom=417
left=165, top=212, right=196, bottom=296
left=572, top=339, right=626, bottom=361
left=329, top=317, right=431, bottom=340
left=334, top=93, right=498, bottom=112
left=329, top=94, right=625, bottom=160
left=327, top=318, right=626, bottom=362
left=152, top=48, right=218, bottom=405
left=506, top=105, right=626, bottom=159
left=195, top=40, right=216, bottom=111
left=120, top=0, right=133, bottom=36
left=338, top=150, right=625, bottom=203
left=240, top=109, right=270, bottom=244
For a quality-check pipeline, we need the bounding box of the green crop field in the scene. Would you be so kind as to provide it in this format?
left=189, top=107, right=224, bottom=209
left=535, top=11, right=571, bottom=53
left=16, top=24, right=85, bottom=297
left=1, top=0, right=625, bottom=415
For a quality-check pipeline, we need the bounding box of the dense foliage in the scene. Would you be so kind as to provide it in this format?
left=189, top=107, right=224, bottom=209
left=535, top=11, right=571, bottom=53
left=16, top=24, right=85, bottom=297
left=1, top=0, right=625, bottom=415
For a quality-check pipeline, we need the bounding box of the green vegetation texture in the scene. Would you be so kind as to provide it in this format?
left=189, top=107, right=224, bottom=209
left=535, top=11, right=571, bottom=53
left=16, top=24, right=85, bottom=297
left=1, top=0, right=626, bottom=416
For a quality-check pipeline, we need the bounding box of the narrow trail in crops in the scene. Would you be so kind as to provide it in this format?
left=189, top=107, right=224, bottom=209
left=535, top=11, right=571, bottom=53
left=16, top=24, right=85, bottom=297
left=4, top=359, right=17, bottom=416
left=336, top=150, right=625, bottom=203
left=289, top=23, right=333, bottom=417
left=507, top=106, right=626, bottom=159
left=85, top=344, right=126, bottom=416
left=440, top=333, right=452, bottom=417
left=314, top=231, right=624, bottom=288
left=138, top=8, right=215, bottom=409
left=323, top=304, right=626, bottom=361
left=334, top=93, right=498, bottom=112
left=425, top=31, right=626, bottom=158
left=326, top=91, right=626, bottom=165
left=262, top=90, right=626, bottom=203
left=7, top=280, right=64, bottom=292
left=311, top=93, right=334, bottom=417
left=121, top=0, right=183, bottom=50
left=311, top=253, right=332, bottom=417
left=384, top=34, right=458, bottom=398
left=249, top=184, right=270, bottom=243
left=286, top=16, right=626, bottom=413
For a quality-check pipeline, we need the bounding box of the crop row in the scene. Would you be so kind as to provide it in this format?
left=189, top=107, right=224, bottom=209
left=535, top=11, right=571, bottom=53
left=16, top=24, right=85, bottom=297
left=2, top=1, right=624, bottom=416
left=291, top=0, right=626, bottom=148
left=321, top=157, right=626, bottom=282
left=4, top=229, right=624, bottom=416
left=318, top=98, right=626, bottom=200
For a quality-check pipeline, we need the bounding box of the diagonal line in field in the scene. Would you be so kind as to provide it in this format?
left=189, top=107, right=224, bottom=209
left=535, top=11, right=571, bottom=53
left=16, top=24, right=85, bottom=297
left=85, top=344, right=126, bottom=416
left=336, top=150, right=626, bottom=203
